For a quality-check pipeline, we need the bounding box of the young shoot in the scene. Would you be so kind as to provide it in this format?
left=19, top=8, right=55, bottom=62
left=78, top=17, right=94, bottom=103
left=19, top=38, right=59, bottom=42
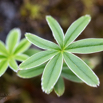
left=0, top=28, right=31, bottom=76
left=18, top=15, right=103, bottom=96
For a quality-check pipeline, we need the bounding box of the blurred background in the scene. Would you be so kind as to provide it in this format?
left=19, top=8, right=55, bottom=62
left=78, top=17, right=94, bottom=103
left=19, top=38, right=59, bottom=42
left=0, top=0, right=103, bottom=103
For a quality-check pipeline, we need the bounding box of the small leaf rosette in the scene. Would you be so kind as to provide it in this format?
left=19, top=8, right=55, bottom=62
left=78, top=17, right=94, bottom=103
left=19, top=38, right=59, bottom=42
left=18, top=15, right=102, bottom=96
left=0, top=28, right=31, bottom=76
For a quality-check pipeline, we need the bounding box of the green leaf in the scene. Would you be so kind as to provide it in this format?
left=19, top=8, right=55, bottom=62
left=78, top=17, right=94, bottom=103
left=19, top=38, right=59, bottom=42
left=15, top=54, right=29, bottom=61
left=64, top=15, right=91, bottom=48
left=25, top=33, right=60, bottom=50
left=6, top=28, right=21, bottom=53
left=66, top=38, right=103, bottom=54
left=41, top=53, right=63, bottom=94
left=0, top=54, right=7, bottom=60
left=62, top=63, right=82, bottom=83
left=13, top=38, right=31, bottom=55
left=54, top=76, right=65, bottom=96
left=63, top=52, right=99, bottom=87
left=9, top=58, right=18, bottom=72
left=0, top=54, right=7, bottom=61
left=46, top=16, right=64, bottom=48
left=17, top=64, right=45, bottom=78
left=24, top=48, right=40, bottom=56
left=0, top=60, right=8, bottom=77
left=0, top=41, right=8, bottom=55
left=19, top=50, right=58, bottom=70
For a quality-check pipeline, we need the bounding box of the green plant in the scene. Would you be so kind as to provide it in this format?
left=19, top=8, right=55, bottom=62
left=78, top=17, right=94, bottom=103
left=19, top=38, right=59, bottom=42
left=18, top=15, right=103, bottom=96
left=0, top=28, right=31, bottom=76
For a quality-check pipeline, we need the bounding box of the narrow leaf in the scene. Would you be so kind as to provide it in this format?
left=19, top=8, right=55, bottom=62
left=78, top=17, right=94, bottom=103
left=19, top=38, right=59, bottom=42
left=63, top=52, right=99, bottom=87
left=24, top=48, right=40, bottom=56
left=41, top=53, right=63, bottom=94
left=66, top=38, right=103, bottom=54
left=13, top=38, right=31, bottom=55
left=26, top=33, right=60, bottom=50
left=64, top=15, right=91, bottom=48
left=9, top=58, right=18, bottom=72
left=54, top=76, right=65, bottom=96
left=0, top=60, right=8, bottom=77
left=15, top=54, right=29, bottom=61
left=19, top=50, right=58, bottom=70
left=6, top=28, right=21, bottom=53
left=0, top=41, right=8, bottom=55
left=17, top=64, right=45, bottom=78
left=62, top=63, right=82, bottom=83
left=0, top=54, right=7, bottom=60
left=46, top=16, right=64, bottom=48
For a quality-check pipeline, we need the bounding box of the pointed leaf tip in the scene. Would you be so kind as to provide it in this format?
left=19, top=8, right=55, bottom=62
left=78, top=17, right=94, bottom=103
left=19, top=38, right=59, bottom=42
left=10, top=28, right=21, bottom=34
left=25, top=32, right=30, bottom=36
left=85, top=14, right=91, bottom=18
left=84, top=14, right=91, bottom=21
left=46, top=15, right=52, bottom=20
left=14, top=28, right=21, bottom=32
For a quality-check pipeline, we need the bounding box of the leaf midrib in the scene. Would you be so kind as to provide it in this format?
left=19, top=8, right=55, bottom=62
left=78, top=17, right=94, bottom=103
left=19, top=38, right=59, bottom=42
left=67, top=43, right=103, bottom=50
left=46, top=54, right=61, bottom=91
left=14, top=40, right=27, bottom=54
